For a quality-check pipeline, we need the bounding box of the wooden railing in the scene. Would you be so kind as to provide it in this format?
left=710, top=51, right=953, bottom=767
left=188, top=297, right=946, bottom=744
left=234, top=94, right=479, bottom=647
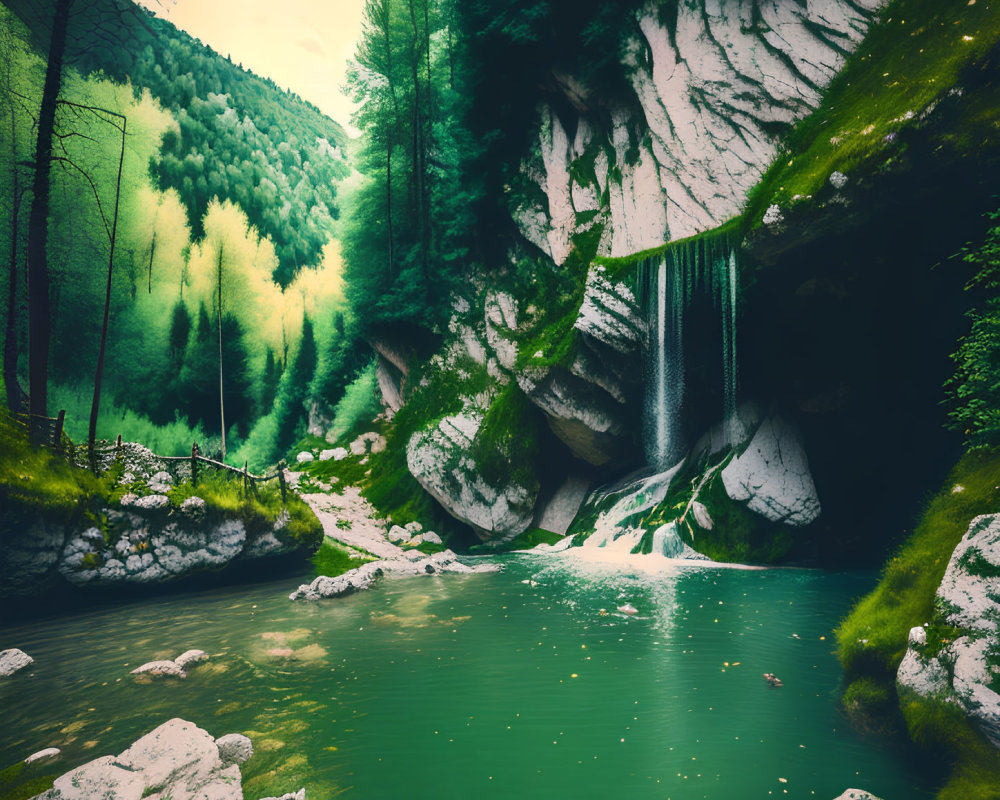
left=11, top=409, right=66, bottom=451
left=151, top=443, right=289, bottom=502
left=14, top=407, right=289, bottom=502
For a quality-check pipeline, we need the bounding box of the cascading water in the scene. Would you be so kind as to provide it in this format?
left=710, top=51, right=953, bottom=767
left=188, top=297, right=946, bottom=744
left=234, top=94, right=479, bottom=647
left=641, top=236, right=741, bottom=471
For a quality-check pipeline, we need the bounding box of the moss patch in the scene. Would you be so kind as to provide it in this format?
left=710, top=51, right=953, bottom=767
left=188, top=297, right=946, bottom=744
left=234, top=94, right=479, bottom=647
left=743, top=0, right=1000, bottom=226
left=311, top=538, right=372, bottom=578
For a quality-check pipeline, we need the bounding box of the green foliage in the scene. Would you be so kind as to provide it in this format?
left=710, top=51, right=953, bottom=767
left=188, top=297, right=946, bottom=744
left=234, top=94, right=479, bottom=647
left=471, top=384, right=541, bottom=489
left=946, top=209, right=1000, bottom=448
left=327, top=360, right=380, bottom=445
left=900, top=695, right=1000, bottom=800
left=343, top=0, right=480, bottom=336
left=469, top=527, right=563, bottom=555
left=837, top=447, right=1000, bottom=682
left=311, top=538, right=372, bottom=578
left=0, top=760, right=56, bottom=800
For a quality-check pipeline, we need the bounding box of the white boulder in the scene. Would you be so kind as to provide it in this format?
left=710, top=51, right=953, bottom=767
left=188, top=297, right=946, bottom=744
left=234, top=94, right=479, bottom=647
left=215, top=733, right=253, bottom=766
left=721, top=416, right=821, bottom=527
left=296, top=451, right=314, bottom=464
left=0, top=648, right=33, bottom=677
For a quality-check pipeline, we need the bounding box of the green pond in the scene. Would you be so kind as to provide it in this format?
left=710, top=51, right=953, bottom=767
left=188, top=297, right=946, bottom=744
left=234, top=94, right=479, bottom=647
left=1, top=554, right=932, bottom=799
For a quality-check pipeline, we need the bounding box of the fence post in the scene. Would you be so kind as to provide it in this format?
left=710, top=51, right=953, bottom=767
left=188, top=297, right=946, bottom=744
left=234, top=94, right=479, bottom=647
left=243, top=461, right=249, bottom=496
left=277, top=460, right=287, bottom=503
left=54, top=410, right=65, bottom=450
left=191, top=442, right=199, bottom=487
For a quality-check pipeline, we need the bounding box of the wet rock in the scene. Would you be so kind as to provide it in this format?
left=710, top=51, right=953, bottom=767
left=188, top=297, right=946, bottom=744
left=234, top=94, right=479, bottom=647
left=174, top=649, right=209, bottom=670
left=0, top=648, right=33, bottom=677
left=289, top=562, right=385, bottom=601
left=24, top=747, right=60, bottom=765
left=215, top=733, right=253, bottom=766
left=131, top=660, right=187, bottom=678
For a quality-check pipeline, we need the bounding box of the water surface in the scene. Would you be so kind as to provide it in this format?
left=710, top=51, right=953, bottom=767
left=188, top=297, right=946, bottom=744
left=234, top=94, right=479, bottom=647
left=0, top=555, right=930, bottom=799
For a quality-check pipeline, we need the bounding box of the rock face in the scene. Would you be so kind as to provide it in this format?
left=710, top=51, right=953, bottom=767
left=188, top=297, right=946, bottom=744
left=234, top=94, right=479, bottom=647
left=514, top=1, right=885, bottom=263
left=2, top=487, right=306, bottom=597
left=31, top=718, right=256, bottom=800
left=897, top=514, right=1000, bottom=748
left=0, top=648, right=33, bottom=677
left=406, top=409, right=537, bottom=540
left=720, top=416, right=821, bottom=527
left=516, top=267, right=644, bottom=466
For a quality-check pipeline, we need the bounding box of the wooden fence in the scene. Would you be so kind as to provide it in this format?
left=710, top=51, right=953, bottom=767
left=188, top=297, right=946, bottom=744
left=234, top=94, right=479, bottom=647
left=152, top=443, right=289, bottom=502
left=14, top=408, right=288, bottom=502
left=11, top=409, right=66, bottom=451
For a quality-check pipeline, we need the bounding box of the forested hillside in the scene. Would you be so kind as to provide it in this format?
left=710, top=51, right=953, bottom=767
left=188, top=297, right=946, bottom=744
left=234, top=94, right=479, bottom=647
left=0, top=0, right=367, bottom=469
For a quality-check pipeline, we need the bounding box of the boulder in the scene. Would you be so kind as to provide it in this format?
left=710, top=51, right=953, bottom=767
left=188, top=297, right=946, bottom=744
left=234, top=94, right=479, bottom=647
left=406, top=409, right=537, bottom=541
left=215, top=733, right=253, bottom=767
left=896, top=514, right=1000, bottom=748
left=533, top=475, right=590, bottom=537
left=422, top=531, right=442, bottom=545
left=296, top=451, right=314, bottom=464
left=0, top=648, right=33, bottom=677
left=258, top=791, right=306, bottom=800
left=720, top=416, right=821, bottom=527
left=289, top=562, right=385, bottom=601
left=320, top=448, right=349, bottom=462
left=32, top=718, right=245, bottom=800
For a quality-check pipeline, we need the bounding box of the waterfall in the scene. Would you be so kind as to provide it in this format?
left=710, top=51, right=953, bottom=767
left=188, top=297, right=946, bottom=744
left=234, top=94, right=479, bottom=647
left=644, top=255, right=685, bottom=469
left=641, top=234, right=741, bottom=469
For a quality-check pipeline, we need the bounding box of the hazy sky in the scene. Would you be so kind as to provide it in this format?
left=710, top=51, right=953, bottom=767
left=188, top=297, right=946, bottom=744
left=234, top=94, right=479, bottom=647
left=137, top=0, right=367, bottom=134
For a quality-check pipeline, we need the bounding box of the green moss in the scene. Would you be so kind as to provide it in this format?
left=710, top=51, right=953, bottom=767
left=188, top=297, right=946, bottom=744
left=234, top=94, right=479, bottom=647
left=744, top=0, right=1000, bottom=227
left=837, top=447, right=1000, bottom=683
left=414, top=540, right=448, bottom=555
left=0, top=761, right=56, bottom=800
left=901, top=695, right=1000, bottom=799
left=568, top=137, right=603, bottom=191
left=311, top=538, right=372, bottom=578
left=840, top=677, right=901, bottom=736
left=471, top=385, right=542, bottom=489
left=469, top=527, right=564, bottom=555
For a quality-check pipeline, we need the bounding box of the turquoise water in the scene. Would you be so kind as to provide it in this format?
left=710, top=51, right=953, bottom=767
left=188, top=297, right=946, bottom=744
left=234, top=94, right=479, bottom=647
left=0, top=555, right=931, bottom=799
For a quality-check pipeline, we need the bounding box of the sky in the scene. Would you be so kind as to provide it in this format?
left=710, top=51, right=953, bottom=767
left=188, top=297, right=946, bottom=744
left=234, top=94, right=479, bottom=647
left=137, top=0, right=367, bottom=135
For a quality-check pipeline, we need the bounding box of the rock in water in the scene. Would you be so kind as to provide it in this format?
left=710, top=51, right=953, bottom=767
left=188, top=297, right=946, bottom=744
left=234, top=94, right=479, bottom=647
left=24, top=748, right=60, bottom=765
left=832, top=791, right=882, bottom=800
left=131, top=660, right=187, bottom=678
left=215, top=733, right=253, bottom=766
left=617, top=603, right=638, bottom=616
left=32, top=718, right=247, bottom=800
left=174, top=649, right=209, bottom=670
left=0, top=648, right=33, bottom=677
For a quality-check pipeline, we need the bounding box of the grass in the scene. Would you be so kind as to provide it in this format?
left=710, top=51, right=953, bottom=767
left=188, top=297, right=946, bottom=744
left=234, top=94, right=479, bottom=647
left=311, top=538, right=372, bottom=577
left=836, top=446, right=1000, bottom=683
left=0, top=761, right=56, bottom=800
left=469, top=526, right=565, bottom=555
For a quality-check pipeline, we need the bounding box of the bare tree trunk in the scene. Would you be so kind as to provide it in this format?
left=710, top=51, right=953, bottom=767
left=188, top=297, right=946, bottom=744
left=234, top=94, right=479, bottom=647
left=88, top=114, right=126, bottom=454
left=147, top=229, right=156, bottom=293
left=27, top=0, right=72, bottom=420
left=216, top=243, right=226, bottom=460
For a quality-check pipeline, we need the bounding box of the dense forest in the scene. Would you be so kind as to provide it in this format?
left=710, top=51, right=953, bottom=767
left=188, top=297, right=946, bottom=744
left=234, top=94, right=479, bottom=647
left=0, top=0, right=373, bottom=468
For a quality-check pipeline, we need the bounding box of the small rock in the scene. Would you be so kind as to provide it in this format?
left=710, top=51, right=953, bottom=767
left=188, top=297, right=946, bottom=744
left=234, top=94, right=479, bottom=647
left=0, top=648, right=33, bottom=677
left=829, top=170, right=848, bottom=189
left=388, top=525, right=412, bottom=543
left=762, top=204, right=784, bottom=225
left=24, top=747, right=61, bottom=764
left=216, top=733, right=253, bottom=766
left=832, top=791, right=882, bottom=800
left=296, top=451, right=314, bottom=464
left=132, top=494, right=170, bottom=510
left=131, top=660, right=186, bottom=678
left=690, top=501, right=713, bottom=531
left=258, top=792, right=306, bottom=800
left=319, top=449, right=338, bottom=461
left=180, top=496, right=206, bottom=517
left=175, top=649, right=209, bottom=670
left=404, top=521, right=423, bottom=534
left=617, top=603, right=638, bottom=616
left=24, top=747, right=62, bottom=764
left=422, top=531, right=442, bottom=545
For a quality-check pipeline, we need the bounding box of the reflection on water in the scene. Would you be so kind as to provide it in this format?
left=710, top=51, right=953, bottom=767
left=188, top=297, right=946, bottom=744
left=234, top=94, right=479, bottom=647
left=0, top=556, right=935, bottom=799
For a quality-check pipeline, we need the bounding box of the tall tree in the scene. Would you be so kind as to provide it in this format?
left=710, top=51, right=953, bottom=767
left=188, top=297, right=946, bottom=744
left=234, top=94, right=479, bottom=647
left=26, top=0, right=71, bottom=420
